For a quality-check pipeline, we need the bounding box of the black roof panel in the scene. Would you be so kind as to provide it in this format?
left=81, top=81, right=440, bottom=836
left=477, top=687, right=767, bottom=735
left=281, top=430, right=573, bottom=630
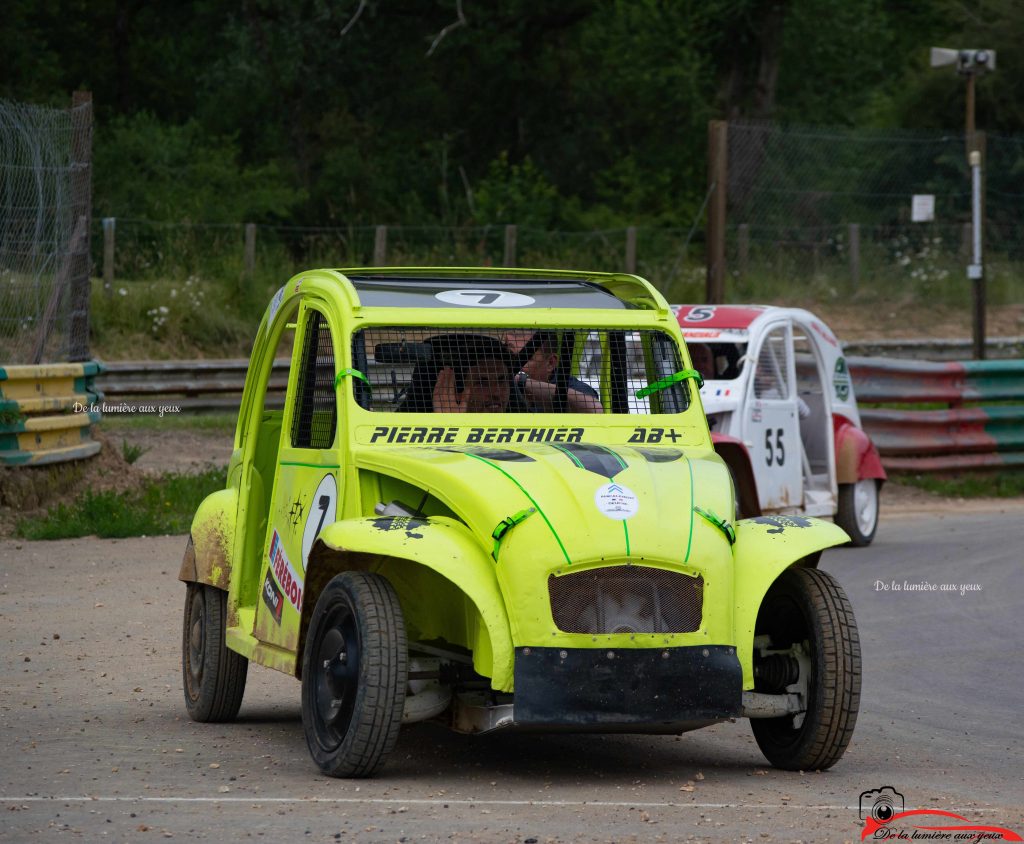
left=346, top=277, right=631, bottom=309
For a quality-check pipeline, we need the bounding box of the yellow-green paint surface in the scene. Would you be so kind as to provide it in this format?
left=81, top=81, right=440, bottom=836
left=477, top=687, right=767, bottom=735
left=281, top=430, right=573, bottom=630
left=182, top=266, right=849, bottom=695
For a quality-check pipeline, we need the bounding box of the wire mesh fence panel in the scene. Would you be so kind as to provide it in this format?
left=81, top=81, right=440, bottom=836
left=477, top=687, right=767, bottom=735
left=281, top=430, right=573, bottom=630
left=0, top=97, right=91, bottom=363
left=725, top=121, right=1024, bottom=306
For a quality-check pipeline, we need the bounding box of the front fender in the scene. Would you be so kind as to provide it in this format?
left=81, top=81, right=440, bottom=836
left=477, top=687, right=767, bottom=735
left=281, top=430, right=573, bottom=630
left=834, top=413, right=887, bottom=483
left=733, top=515, right=849, bottom=688
left=180, top=489, right=238, bottom=590
left=310, top=515, right=514, bottom=691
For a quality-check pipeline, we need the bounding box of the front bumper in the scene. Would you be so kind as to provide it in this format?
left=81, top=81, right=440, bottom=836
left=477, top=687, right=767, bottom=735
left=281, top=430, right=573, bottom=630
left=513, top=645, right=742, bottom=732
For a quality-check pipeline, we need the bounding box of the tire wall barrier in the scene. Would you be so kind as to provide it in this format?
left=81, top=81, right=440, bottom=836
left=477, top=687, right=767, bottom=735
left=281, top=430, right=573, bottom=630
left=0, top=361, right=104, bottom=466
left=849, top=357, right=1024, bottom=472
left=92, top=356, right=1024, bottom=473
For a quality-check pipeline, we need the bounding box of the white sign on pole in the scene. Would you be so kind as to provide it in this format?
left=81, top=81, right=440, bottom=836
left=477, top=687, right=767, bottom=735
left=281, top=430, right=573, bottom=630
left=911, top=194, right=935, bottom=222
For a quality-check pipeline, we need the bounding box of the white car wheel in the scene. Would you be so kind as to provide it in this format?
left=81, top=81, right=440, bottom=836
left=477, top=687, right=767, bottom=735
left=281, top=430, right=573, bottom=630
left=836, top=479, right=879, bottom=546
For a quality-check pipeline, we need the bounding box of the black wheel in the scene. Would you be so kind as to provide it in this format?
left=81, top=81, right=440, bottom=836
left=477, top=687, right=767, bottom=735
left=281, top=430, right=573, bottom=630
left=751, top=567, right=861, bottom=771
left=182, top=582, right=248, bottom=722
left=301, top=571, right=408, bottom=778
left=836, top=479, right=879, bottom=546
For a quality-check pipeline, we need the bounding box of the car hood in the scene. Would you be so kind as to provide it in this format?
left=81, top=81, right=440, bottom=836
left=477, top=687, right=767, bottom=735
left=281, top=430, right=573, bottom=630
left=351, top=442, right=734, bottom=568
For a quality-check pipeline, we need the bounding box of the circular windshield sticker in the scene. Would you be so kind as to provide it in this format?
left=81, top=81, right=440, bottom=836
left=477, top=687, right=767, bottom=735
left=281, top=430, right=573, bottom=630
left=595, top=482, right=639, bottom=520
left=302, top=474, right=338, bottom=565
left=434, top=289, right=535, bottom=308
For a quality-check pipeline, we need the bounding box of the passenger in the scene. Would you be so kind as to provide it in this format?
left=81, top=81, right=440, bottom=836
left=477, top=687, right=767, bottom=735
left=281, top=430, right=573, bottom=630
left=503, top=330, right=602, bottom=413
left=688, top=342, right=716, bottom=381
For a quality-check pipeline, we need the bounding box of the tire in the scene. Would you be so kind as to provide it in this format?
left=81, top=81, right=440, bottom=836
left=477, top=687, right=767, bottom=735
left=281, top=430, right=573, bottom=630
left=751, top=567, right=861, bottom=771
left=836, top=478, right=880, bottom=546
left=182, top=582, right=248, bottom=722
left=301, top=571, right=408, bottom=778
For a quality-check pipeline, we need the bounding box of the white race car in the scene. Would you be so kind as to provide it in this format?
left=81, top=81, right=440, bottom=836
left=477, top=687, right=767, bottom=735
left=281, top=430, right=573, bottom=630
left=675, top=305, right=887, bottom=546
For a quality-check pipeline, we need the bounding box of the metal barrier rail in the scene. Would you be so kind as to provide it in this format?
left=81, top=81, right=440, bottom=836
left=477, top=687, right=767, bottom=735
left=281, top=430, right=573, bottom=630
left=849, top=356, right=1024, bottom=472
left=94, top=355, right=1024, bottom=472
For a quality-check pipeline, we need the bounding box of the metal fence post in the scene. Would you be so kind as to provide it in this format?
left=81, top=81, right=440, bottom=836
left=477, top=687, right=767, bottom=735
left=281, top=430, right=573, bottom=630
left=374, top=225, right=388, bottom=265
left=102, top=217, right=115, bottom=293
left=244, top=223, right=256, bottom=282
left=848, top=223, right=860, bottom=289
left=503, top=224, right=517, bottom=267
left=67, top=90, right=92, bottom=361
left=737, top=223, right=749, bottom=277
left=706, top=120, right=728, bottom=303
left=625, top=226, right=637, bottom=274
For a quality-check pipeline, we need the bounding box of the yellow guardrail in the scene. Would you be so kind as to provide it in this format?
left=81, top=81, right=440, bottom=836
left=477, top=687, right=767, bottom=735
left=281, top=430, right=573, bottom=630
left=0, top=361, right=104, bottom=466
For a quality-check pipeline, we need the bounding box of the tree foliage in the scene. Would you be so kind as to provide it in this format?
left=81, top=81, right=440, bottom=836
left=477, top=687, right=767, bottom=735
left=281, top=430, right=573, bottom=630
left=4, top=0, right=1022, bottom=228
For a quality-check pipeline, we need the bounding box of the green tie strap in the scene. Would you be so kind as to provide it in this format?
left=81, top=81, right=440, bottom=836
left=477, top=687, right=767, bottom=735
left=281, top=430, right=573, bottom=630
left=635, top=368, right=703, bottom=399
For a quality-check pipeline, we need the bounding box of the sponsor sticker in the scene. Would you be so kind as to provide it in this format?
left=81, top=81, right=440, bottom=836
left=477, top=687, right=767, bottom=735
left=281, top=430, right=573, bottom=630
left=268, top=529, right=303, bottom=613
left=834, top=357, right=851, bottom=402
left=261, top=570, right=284, bottom=624
left=595, top=482, right=639, bottom=520
left=265, top=285, right=285, bottom=334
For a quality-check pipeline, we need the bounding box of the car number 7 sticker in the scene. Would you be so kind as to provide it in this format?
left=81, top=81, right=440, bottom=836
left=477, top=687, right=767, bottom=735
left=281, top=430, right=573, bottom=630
left=302, top=474, right=338, bottom=565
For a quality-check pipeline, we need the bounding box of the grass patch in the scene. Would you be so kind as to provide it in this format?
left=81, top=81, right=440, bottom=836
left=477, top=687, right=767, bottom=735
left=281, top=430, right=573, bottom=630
left=15, top=467, right=227, bottom=540
left=896, top=471, right=1024, bottom=499
left=99, top=412, right=237, bottom=433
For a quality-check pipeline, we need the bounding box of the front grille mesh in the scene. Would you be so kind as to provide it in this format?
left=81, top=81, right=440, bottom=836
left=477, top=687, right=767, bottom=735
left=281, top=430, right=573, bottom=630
left=548, top=565, right=703, bottom=635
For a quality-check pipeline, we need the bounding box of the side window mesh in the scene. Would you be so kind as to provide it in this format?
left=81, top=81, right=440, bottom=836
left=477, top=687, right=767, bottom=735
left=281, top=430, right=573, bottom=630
left=753, top=328, right=791, bottom=400
left=291, top=311, right=337, bottom=448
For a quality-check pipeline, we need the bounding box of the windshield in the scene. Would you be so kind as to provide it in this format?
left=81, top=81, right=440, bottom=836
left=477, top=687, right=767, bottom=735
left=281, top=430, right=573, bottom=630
left=352, top=326, right=692, bottom=414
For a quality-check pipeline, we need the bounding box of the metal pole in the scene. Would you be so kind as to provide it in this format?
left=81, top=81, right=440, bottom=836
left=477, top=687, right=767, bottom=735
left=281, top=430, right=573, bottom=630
left=968, top=150, right=985, bottom=360
left=965, top=72, right=976, bottom=157
left=102, top=217, right=115, bottom=293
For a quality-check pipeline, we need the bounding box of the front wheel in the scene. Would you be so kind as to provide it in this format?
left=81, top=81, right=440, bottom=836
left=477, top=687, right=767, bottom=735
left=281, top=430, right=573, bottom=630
left=836, top=478, right=880, bottom=546
left=301, top=571, right=408, bottom=778
left=182, top=583, right=248, bottom=722
left=751, top=567, right=861, bottom=771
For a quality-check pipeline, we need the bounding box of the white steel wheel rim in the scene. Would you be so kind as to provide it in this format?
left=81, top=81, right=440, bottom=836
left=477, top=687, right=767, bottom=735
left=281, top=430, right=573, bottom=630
left=853, top=479, right=878, bottom=536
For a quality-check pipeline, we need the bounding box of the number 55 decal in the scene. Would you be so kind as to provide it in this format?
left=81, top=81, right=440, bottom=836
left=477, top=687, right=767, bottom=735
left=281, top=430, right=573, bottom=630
left=764, top=428, right=785, bottom=466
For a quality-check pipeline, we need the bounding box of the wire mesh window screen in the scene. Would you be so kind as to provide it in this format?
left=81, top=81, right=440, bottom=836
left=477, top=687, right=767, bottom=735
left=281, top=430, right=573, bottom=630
left=290, top=310, right=337, bottom=448
left=353, top=327, right=690, bottom=414
left=753, top=328, right=791, bottom=400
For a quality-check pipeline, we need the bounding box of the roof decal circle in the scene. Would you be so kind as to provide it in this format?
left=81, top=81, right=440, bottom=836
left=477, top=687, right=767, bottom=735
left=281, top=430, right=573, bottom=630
left=434, top=289, right=536, bottom=308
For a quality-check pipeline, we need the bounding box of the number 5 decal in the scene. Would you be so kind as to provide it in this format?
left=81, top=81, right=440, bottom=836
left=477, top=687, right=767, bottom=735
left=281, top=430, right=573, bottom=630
left=683, top=306, right=716, bottom=323
left=764, top=428, right=785, bottom=466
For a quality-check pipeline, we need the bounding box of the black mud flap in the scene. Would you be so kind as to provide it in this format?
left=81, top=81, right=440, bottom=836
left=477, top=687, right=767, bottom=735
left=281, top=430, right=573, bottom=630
left=513, top=645, right=742, bottom=733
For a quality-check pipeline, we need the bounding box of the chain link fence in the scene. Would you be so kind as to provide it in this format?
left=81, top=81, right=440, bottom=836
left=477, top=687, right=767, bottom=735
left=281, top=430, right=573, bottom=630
left=0, top=96, right=92, bottom=363
left=724, top=120, right=1024, bottom=305
left=96, top=220, right=706, bottom=305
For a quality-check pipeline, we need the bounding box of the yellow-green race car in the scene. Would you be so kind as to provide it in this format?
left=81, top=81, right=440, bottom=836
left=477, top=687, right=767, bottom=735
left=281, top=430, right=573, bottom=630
left=179, top=267, right=861, bottom=777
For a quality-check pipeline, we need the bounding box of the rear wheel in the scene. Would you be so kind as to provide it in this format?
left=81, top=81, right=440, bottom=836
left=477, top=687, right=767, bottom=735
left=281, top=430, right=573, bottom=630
left=301, top=571, right=407, bottom=778
left=836, top=478, right=879, bottom=546
left=182, top=583, right=248, bottom=722
left=751, top=567, right=861, bottom=771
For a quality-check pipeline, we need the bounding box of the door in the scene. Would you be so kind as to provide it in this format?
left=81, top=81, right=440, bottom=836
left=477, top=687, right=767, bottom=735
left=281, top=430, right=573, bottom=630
left=791, top=323, right=837, bottom=515
left=253, top=304, right=341, bottom=650
left=742, top=323, right=802, bottom=511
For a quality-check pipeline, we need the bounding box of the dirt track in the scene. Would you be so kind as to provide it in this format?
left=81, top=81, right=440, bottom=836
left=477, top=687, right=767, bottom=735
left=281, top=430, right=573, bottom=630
left=1, top=505, right=1022, bottom=843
